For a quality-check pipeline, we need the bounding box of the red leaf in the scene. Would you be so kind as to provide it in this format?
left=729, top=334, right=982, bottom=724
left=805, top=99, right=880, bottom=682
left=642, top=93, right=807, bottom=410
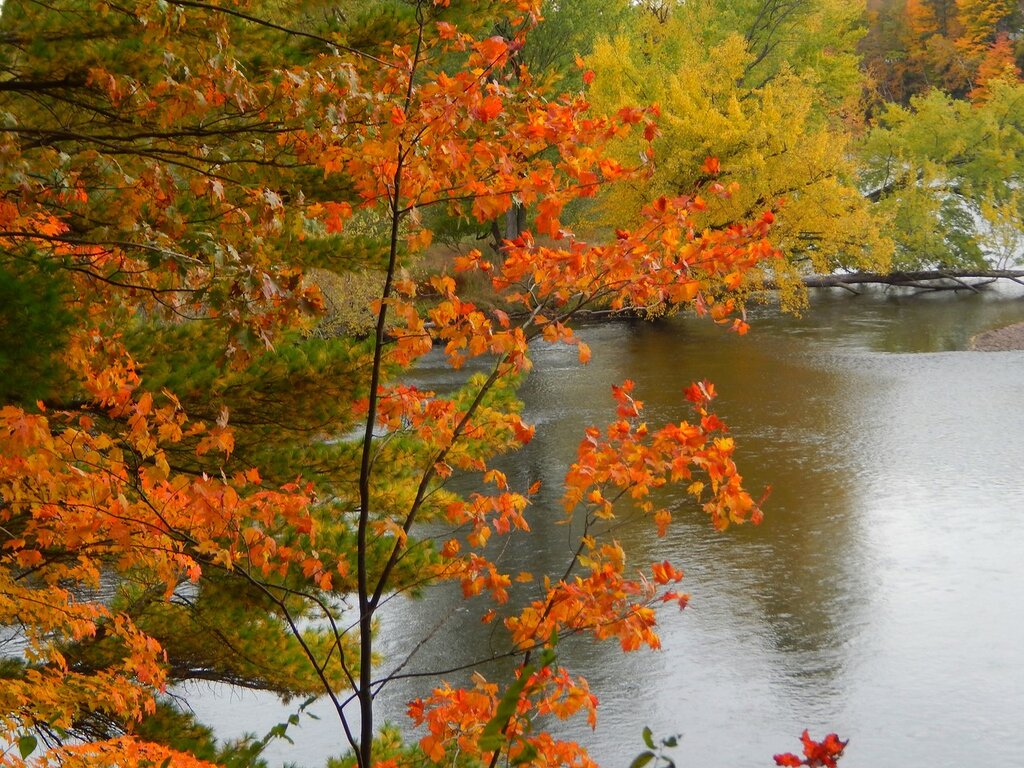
left=616, top=106, right=644, bottom=124
left=773, top=754, right=803, bottom=767
left=323, top=202, right=352, bottom=233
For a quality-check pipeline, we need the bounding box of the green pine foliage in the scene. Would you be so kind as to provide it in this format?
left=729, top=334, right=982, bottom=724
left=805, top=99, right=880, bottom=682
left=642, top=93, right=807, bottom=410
left=0, top=264, right=77, bottom=405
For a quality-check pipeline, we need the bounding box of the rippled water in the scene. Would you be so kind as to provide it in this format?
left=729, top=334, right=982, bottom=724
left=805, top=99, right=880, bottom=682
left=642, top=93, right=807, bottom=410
left=187, top=290, right=1024, bottom=768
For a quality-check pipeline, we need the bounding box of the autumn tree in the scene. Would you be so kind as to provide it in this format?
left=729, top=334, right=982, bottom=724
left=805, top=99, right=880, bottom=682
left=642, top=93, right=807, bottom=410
left=860, top=79, right=1024, bottom=270
left=0, top=0, right=381, bottom=758
left=968, top=32, right=1022, bottom=102
left=864, top=0, right=1022, bottom=102
left=954, top=0, right=1015, bottom=59
left=586, top=0, right=891, bottom=308
left=861, top=0, right=928, bottom=104
left=0, top=2, right=826, bottom=768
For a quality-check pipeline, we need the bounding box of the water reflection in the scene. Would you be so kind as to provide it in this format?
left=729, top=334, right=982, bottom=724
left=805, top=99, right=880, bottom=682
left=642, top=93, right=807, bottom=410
left=517, top=317, right=874, bottom=761
left=188, top=291, right=1024, bottom=768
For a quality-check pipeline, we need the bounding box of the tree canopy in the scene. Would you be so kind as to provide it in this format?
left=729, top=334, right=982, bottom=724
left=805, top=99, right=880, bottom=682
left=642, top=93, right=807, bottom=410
left=5, top=0, right=1023, bottom=764
left=861, top=79, right=1024, bottom=270
left=586, top=0, right=892, bottom=307
left=0, top=1, right=782, bottom=766
left=582, top=0, right=1024, bottom=294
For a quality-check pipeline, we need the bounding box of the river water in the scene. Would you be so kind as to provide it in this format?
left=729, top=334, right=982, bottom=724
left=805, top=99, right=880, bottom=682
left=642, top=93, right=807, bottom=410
left=186, top=290, right=1024, bottom=768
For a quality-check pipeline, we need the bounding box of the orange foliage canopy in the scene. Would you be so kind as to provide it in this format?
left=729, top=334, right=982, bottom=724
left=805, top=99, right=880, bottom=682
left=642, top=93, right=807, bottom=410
left=0, top=0, right=789, bottom=766
left=878, top=0, right=1018, bottom=100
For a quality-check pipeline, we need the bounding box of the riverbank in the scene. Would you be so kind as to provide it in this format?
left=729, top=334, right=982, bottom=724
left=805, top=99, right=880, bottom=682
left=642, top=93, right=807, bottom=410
left=971, top=321, right=1024, bottom=351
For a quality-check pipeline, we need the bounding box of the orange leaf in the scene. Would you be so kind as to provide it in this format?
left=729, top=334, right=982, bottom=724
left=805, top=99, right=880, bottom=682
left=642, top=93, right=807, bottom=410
left=476, top=36, right=509, bottom=65
left=475, top=95, right=503, bottom=122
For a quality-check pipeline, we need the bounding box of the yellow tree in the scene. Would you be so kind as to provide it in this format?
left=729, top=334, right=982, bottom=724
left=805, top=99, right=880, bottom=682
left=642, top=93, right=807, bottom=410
left=955, top=0, right=1014, bottom=58
left=587, top=2, right=891, bottom=308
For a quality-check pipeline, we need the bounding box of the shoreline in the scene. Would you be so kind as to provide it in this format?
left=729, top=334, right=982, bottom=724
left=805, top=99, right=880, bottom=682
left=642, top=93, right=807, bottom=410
left=970, top=321, right=1024, bottom=351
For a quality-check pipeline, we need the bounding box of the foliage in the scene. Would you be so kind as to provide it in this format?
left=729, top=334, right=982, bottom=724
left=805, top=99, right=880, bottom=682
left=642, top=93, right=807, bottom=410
left=773, top=730, right=848, bottom=768
left=0, top=265, right=77, bottom=405
left=628, top=726, right=681, bottom=768
left=862, top=0, right=1022, bottom=102
left=854, top=1, right=1024, bottom=272
left=968, top=32, right=1022, bottom=103
left=0, top=2, right=793, bottom=768
left=860, top=80, right=1024, bottom=269
left=586, top=0, right=890, bottom=306
left=681, top=0, right=868, bottom=112
left=519, top=0, right=632, bottom=91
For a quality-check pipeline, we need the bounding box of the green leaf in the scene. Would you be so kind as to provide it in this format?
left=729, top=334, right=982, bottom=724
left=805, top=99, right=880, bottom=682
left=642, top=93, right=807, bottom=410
left=478, top=643, right=562, bottom=753
left=642, top=726, right=655, bottom=750
left=267, top=723, right=294, bottom=744
left=538, top=645, right=557, bottom=668
left=159, top=758, right=172, bottom=768
left=479, top=665, right=536, bottom=752
left=537, top=632, right=559, bottom=671
left=300, top=696, right=319, bottom=719
left=18, top=735, right=37, bottom=760
left=629, top=750, right=655, bottom=768
left=662, top=735, right=679, bottom=748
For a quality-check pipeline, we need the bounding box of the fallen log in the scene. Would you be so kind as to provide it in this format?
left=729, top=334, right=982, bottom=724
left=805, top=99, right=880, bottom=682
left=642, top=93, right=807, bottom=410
left=798, top=269, right=1024, bottom=294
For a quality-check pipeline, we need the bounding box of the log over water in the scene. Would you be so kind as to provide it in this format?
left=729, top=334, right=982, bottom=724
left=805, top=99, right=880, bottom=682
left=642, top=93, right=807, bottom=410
left=798, top=269, right=1024, bottom=293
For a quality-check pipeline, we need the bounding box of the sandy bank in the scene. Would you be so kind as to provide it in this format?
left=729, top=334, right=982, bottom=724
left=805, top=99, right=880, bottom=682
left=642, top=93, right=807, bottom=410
left=970, top=321, right=1024, bottom=351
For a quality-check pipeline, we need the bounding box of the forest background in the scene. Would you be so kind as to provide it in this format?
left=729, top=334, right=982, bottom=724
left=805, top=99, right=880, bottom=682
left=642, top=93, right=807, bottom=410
left=1, top=1, right=1022, bottom=768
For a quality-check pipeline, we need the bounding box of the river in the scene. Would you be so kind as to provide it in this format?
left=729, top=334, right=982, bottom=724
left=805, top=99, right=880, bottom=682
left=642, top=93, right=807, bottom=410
left=184, top=289, right=1024, bottom=768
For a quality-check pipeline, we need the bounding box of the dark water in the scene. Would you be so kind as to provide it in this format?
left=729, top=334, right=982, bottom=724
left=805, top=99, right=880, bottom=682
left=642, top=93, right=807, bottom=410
left=187, top=290, right=1024, bottom=768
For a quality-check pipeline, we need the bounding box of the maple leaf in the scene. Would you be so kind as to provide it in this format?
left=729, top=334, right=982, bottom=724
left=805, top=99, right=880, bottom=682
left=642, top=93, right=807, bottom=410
left=475, top=95, right=504, bottom=122
left=651, top=561, right=683, bottom=584
left=774, top=754, right=804, bottom=767
left=774, top=731, right=848, bottom=767
left=476, top=36, right=510, bottom=66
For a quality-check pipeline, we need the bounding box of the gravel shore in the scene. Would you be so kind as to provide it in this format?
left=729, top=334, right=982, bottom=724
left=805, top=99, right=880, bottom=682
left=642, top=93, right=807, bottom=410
left=970, top=321, right=1024, bottom=351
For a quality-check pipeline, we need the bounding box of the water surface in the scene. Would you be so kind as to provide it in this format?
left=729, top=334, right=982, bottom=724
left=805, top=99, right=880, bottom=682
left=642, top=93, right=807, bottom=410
left=187, top=290, right=1024, bottom=768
